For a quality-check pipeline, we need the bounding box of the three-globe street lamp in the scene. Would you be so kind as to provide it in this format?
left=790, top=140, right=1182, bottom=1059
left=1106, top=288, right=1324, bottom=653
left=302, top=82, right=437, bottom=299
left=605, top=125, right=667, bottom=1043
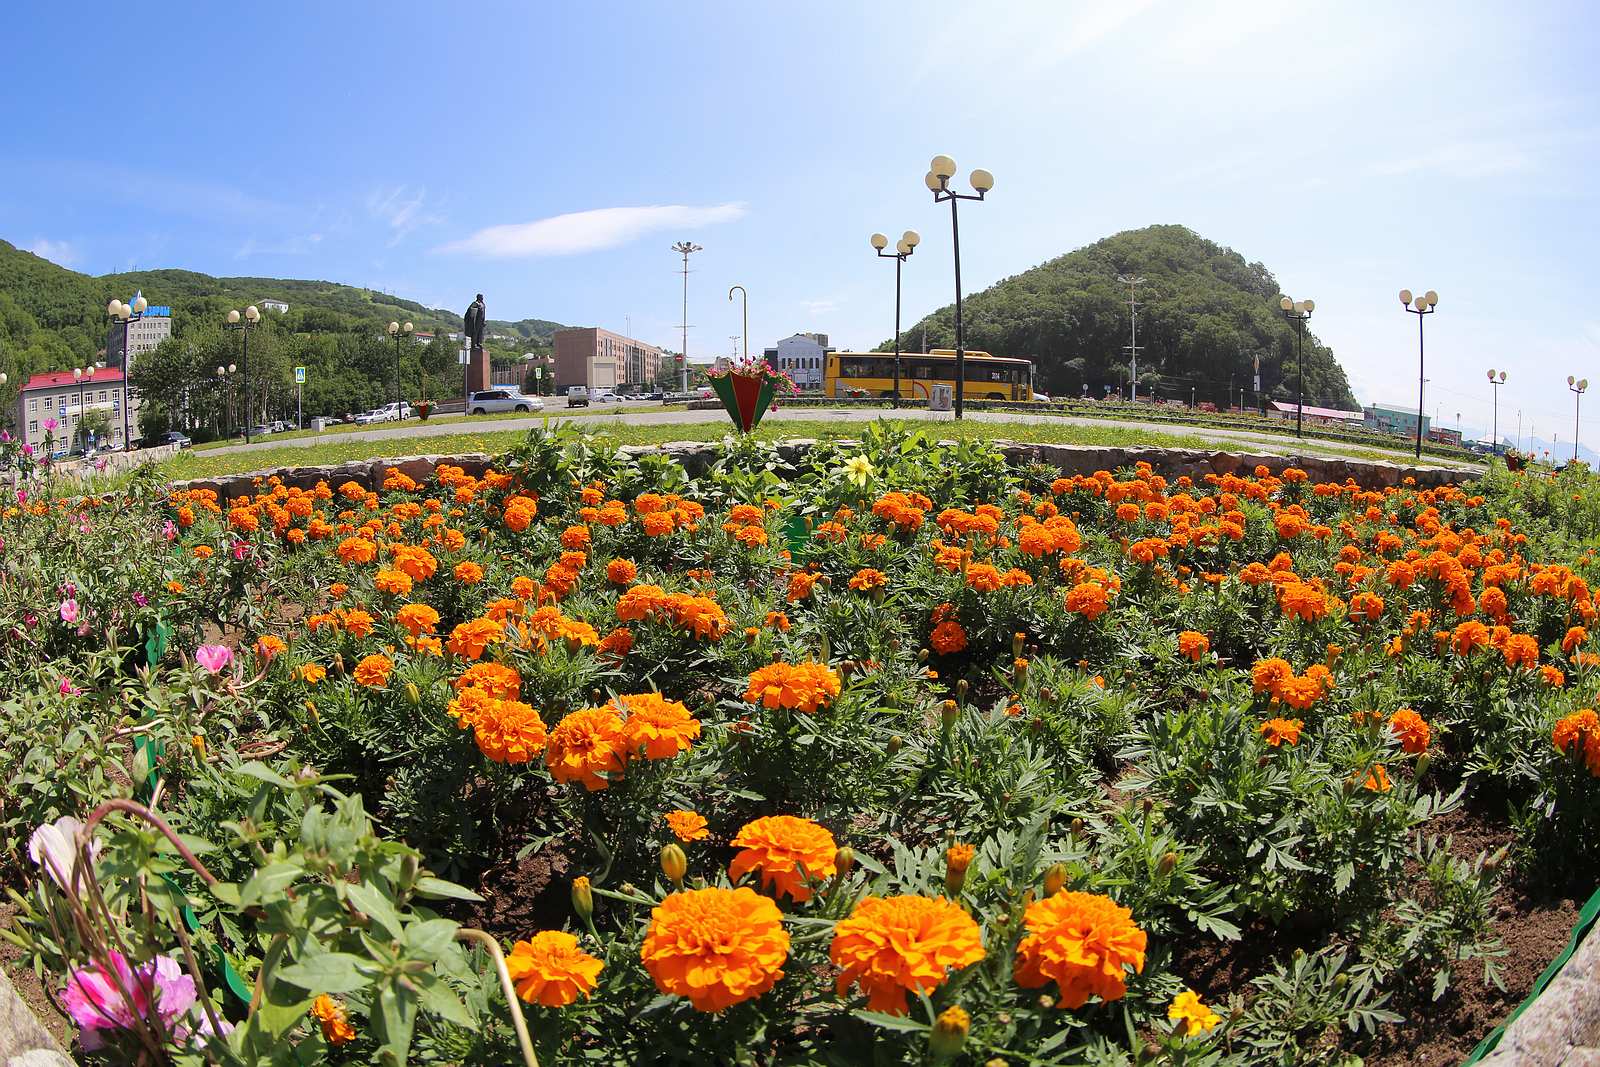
left=1568, top=376, right=1588, bottom=464
left=1487, top=370, right=1507, bottom=457
left=1399, top=289, right=1438, bottom=459
left=224, top=306, right=261, bottom=443
left=215, top=364, right=237, bottom=439
left=924, top=154, right=993, bottom=420
left=871, top=229, right=921, bottom=408
left=107, top=294, right=147, bottom=449
left=388, top=320, right=414, bottom=419
left=1277, top=296, right=1315, bottom=439
left=72, top=367, right=90, bottom=452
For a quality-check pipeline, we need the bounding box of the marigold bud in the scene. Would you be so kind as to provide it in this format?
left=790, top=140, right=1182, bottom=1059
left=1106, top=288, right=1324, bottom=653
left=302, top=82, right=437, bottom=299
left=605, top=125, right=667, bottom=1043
left=1042, top=862, right=1066, bottom=897
left=331, top=653, right=345, bottom=677
left=405, top=681, right=421, bottom=705
left=1415, top=753, right=1431, bottom=778
left=1036, top=993, right=1054, bottom=1010
left=1012, top=632, right=1026, bottom=657
left=1070, top=817, right=1085, bottom=839
left=660, top=844, right=687, bottom=887
left=941, top=700, right=960, bottom=731
left=1158, top=852, right=1178, bottom=876
left=886, top=734, right=903, bottom=756
left=834, top=846, right=856, bottom=879
left=928, top=1005, right=970, bottom=1060
left=571, top=876, right=593, bottom=922
left=919, top=648, right=930, bottom=663
left=191, top=733, right=206, bottom=757
left=956, top=679, right=969, bottom=702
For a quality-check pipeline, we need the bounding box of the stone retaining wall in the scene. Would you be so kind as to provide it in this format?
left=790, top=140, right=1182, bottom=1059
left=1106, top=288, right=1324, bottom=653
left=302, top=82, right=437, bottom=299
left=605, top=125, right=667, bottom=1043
left=168, top=440, right=1475, bottom=502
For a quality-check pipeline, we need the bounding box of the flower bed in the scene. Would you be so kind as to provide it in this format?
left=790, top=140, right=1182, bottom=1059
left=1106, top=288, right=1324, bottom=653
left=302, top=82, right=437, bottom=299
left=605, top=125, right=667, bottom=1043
left=2, top=425, right=1598, bottom=1066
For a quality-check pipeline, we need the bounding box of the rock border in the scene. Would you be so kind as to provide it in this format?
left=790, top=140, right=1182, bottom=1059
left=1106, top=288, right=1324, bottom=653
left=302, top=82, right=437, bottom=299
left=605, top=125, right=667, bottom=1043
left=1477, top=917, right=1600, bottom=1065
left=168, top=439, right=1475, bottom=501
left=0, top=967, right=71, bottom=1066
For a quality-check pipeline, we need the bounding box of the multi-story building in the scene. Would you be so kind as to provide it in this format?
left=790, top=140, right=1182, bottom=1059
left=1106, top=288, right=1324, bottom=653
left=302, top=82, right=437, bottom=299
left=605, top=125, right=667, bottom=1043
left=16, top=367, right=139, bottom=454
left=762, top=333, right=832, bottom=390
left=1366, top=403, right=1430, bottom=438
left=262, top=299, right=289, bottom=314
left=553, top=328, right=665, bottom=391
left=103, top=291, right=172, bottom=371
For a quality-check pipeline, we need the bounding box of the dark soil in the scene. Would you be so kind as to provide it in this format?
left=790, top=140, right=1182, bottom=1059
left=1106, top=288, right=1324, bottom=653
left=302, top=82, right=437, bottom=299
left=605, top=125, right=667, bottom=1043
left=1169, top=803, right=1587, bottom=1067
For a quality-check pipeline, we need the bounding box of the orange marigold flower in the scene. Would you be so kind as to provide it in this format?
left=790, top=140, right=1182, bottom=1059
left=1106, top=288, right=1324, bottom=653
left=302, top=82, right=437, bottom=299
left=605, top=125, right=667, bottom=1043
left=374, top=568, right=413, bottom=596
left=1564, top=626, right=1589, bottom=654
left=452, top=661, right=521, bottom=699
left=665, top=809, right=710, bottom=843
left=1251, top=657, right=1294, bottom=696
left=505, top=931, right=603, bottom=1007
left=470, top=699, right=548, bottom=763
left=849, top=568, right=888, bottom=592
left=255, top=635, right=287, bottom=662
left=1452, top=620, right=1491, bottom=655
left=1388, top=708, right=1431, bottom=754
left=1014, top=891, right=1147, bottom=1009
left=193, top=544, right=213, bottom=559
left=1349, top=591, right=1385, bottom=622
left=607, top=558, right=638, bottom=585
left=1259, top=718, right=1304, bottom=747
left=394, top=602, right=441, bottom=637
left=1364, top=763, right=1392, bottom=792
left=352, top=654, right=393, bottom=689
left=336, top=536, right=376, bottom=565
left=309, top=994, right=356, bottom=1045
left=640, top=887, right=790, bottom=1012
left=338, top=609, right=375, bottom=639
left=1177, top=631, right=1209, bottom=663
left=787, top=571, right=820, bottom=602
left=945, top=843, right=976, bottom=874
left=297, top=663, right=326, bottom=685
left=447, top=617, right=505, bottom=660
left=930, top=619, right=968, bottom=655
left=828, top=895, right=985, bottom=1014
left=1553, top=709, right=1600, bottom=775
left=1064, top=582, right=1111, bottom=620
left=729, top=815, right=838, bottom=902
left=598, top=627, right=634, bottom=658
left=454, top=560, right=485, bottom=585
left=616, top=692, right=701, bottom=760
left=743, top=661, right=841, bottom=714
left=546, top=707, right=628, bottom=790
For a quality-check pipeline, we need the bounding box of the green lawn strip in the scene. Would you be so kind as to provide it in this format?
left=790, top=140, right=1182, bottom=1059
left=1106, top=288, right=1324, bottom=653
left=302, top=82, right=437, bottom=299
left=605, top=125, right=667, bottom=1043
left=189, top=403, right=683, bottom=450
left=159, top=419, right=1242, bottom=480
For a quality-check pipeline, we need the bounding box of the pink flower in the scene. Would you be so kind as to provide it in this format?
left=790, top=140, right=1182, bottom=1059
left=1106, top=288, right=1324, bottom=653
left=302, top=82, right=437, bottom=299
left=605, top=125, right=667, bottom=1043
left=59, top=677, right=81, bottom=696
left=59, top=598, right=79, bottom=624
left=195, top=645, right=233, bottom=675
left=43, top=417, right=57, bottom=432
left=162, top=520, right=177, bottom=542
left=62, top=952, right=195, bottom=1051
left=231, top=540, right=250, bottom=561
left=28, top=816, right=97, bottom=892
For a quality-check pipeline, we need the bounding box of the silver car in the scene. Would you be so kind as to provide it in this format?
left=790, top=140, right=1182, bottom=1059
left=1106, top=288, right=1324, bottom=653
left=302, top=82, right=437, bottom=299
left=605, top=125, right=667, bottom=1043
left=468, top=389, right=544, bottom=415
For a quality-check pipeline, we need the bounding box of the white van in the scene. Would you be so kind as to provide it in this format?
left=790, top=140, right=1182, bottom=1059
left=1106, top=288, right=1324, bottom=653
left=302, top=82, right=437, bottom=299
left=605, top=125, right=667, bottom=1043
left=566, top=386, right=590, bottom=408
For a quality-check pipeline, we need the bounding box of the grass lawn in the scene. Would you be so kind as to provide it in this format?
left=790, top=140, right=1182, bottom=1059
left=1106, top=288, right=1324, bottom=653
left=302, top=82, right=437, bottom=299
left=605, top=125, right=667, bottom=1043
left=190, top=403, right=682, bottom=450
left=156, top=415, right=1465, bottom=482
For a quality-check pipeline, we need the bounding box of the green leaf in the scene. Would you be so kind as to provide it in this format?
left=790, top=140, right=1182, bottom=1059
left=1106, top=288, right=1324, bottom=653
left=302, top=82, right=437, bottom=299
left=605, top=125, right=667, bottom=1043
left=240, top=862, right=302, bottom=908
left=371, top=977, right=420, bottom=1064
left=346, top=881, right=403, bottom=939
left=853, top=1009, right=928, bottom=1034
left=255, top=981, right=315, bottom=1039
left=275, top=952, right=374, bottom=994
left=411, top=876, right=484, bottom=903
left=403, top=918, right=459, bottom=961
left=236, top=762, right=298, bottom=790
left=210, top=882, right=242, bottom=908
left=414, top=972, right=475, bottom=1028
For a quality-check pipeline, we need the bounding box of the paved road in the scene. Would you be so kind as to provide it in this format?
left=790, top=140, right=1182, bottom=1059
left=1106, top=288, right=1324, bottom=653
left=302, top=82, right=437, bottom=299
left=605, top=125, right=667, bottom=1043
left=198, top=403, right=1479, bottom=470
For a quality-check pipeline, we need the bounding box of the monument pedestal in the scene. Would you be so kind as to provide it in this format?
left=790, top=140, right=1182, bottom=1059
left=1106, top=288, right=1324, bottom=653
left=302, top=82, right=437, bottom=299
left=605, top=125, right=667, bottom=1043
left=467, top=345, right=490, bottom=394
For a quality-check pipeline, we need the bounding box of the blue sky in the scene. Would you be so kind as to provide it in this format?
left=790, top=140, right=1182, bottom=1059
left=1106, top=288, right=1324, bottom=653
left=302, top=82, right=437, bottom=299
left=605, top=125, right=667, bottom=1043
left=5, top=1, right=1598, bottom=444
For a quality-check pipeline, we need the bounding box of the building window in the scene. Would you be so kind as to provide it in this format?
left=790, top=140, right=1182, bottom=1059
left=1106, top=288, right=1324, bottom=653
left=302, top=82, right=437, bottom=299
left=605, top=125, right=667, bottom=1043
left=29, top=421, right=37, bottom=434
left=28, top=398, right=37, bottom=411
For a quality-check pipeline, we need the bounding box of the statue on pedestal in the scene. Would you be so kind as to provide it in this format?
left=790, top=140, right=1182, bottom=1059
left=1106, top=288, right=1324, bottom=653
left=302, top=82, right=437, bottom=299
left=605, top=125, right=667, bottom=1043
left=464, top=294, right=486, bottom=349
left=463, top=294, right=490, bottom=394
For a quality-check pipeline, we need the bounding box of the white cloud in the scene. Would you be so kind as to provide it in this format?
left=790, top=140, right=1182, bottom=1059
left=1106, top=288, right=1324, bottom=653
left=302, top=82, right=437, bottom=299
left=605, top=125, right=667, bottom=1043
left=1365, top=140, right=1536, bottom=179
left=367, top=185, right=443, bottom=246
left=28, top=238, right=78, bottom=267
left=435, top=203, right=748, bottom=258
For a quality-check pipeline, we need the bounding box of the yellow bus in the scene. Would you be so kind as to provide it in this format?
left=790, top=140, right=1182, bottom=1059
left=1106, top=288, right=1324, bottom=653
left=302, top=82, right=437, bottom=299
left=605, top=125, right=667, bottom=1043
left=825, top=349, right=1034, bottom=402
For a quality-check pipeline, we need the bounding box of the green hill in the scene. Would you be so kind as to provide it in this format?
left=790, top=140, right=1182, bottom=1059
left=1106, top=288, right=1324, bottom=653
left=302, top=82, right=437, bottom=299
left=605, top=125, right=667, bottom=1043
left=892, top=224, right=1356, bottom=410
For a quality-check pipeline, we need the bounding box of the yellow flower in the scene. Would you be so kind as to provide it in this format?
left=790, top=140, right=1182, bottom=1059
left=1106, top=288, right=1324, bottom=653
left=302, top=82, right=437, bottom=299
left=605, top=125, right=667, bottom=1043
left=839, top=455, right=875, bottom=489
left=1168, top=988, right=1221, bottom=1036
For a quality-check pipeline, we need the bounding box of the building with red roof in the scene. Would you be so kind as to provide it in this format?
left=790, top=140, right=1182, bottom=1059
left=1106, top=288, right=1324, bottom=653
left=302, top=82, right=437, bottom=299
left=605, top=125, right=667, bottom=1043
left=16, top=365, right=139, bottom=454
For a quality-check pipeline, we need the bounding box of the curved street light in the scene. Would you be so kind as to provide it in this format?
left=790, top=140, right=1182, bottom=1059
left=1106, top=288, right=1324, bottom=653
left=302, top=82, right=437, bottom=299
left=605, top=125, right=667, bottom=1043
left=1399, top=289, right=1439, bottom=458
left=727, top=286, right=748, bottom=365
left=925, top=155, right=993, bottom=419
left=872, top=229, right=920, bottom=407
left=1278, top=295, right=1315, bottom=439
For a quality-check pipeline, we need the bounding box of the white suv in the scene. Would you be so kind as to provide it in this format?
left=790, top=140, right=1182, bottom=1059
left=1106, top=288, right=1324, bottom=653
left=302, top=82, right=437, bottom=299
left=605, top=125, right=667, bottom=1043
left=355, top=403, right=412, bottom=425
left=468, top=389, right=544, bottom=415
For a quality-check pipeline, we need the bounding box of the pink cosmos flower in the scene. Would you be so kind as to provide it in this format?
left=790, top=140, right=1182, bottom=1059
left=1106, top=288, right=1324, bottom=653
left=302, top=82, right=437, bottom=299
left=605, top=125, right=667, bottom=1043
left=59, top=677, right=82, bottom=696
left=62, top=952, right=195, bottom=1051
left=162, top=520, right=177, bottom=542
left=195, top=645, right=233, bottom=675
left=59, top=598, right=79, bottom=624
left=43, top=417, right=57, bottom=432
left=231, top=540, right=250, bottom=561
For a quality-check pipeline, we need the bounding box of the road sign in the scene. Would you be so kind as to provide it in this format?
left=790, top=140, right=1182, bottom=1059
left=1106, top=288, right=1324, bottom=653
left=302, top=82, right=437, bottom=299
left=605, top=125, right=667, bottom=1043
left=458, top=352, right=469, bottom=365
left=294, top=366, right=306, bottom=384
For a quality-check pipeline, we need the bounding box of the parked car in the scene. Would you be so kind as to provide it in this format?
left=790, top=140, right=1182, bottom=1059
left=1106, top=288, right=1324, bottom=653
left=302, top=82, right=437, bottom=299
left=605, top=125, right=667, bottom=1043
left=646, top=391, right=665, bottom=401
left=566, top=386, right=590, bottom=408
left=160, top=431, right=192, bottom=449
left=249, top=425, right=273, bottom=437
left=591, top=389, right=618, bottom=403
left=468, top=389, right=544, bottom=415
left=354, top=403, right=412, bottom=425
left=269, top=420, right=290, bottom=433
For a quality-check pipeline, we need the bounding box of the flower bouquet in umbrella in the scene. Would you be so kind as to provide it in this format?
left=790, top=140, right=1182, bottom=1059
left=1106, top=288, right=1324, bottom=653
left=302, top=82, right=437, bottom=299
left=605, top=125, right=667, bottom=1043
left=707, top=355, right=793, bottom=433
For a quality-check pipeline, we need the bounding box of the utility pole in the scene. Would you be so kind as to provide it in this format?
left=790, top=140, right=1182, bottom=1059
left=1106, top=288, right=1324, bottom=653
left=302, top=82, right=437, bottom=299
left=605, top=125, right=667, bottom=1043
left=672, top=242, right=701, bottom=392
left=1117, top=274, right=1144, bottom=402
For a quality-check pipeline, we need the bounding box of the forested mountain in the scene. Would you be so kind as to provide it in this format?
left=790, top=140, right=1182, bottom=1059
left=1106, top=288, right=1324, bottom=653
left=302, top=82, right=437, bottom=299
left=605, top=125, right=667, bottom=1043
left=0, top=239, right=564, bottom=437
left=892, top=224, right=1356, bottom=410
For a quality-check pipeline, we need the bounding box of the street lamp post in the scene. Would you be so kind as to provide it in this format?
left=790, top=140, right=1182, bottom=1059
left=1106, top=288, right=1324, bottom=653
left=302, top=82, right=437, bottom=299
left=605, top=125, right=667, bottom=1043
left=107, top=294, right=147, bottom=449
left=1398, top=289, right=1438, bottom=459
left=224, top=306, right=261, bottom=443
left=215, top=364, right=237, bottom=439
left=387, top=320, right=414, bottom=418
left=727, top=286, right=748, bottom=365
left=672, top=241, right=702, bottom=393
left=1277, top=295, right=1315, bottom=438
left=1568, top=376, right=1589, bottom=463
left=871, top=230, right=920, bottom=407
left=924, top=155, right=993, bottom=420
left=1487, top=369, right=1506, bottom=456
left=72, top=367, right=86, bottom=452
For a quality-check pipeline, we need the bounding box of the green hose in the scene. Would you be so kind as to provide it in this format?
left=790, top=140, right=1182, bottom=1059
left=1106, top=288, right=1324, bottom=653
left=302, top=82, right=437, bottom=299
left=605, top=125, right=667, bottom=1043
left=1462, top=885, right=1600, bottom=1064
